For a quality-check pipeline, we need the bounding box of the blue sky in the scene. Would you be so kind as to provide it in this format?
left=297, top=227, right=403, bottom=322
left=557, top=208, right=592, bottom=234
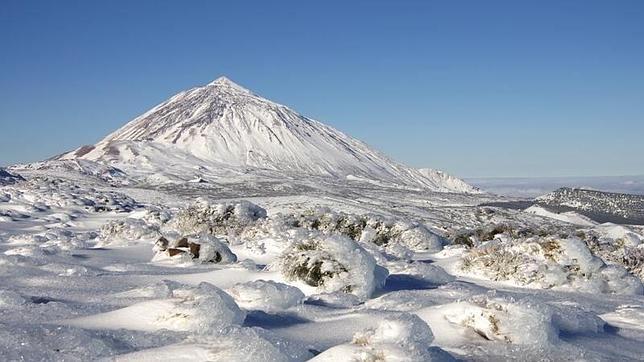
left=1, top=0, right=643, bottom=177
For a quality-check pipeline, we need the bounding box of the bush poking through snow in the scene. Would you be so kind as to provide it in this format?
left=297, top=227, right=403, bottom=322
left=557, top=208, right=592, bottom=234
left=312, top=313, right=443, bottom=361
left=448, top=224, right=515, bottom=248
left=353, top=313, right=434, bottom=352
left=280, top=208, right=445, bottom=252
left=275, top=234, right=387, bottom=300
left=460, top=237, right=643, bottom=294
left=578, top=225, right=644, bottom=280
left=418, top=295, right=556, bottom=346
left=169, top=199, right=267, bottom=237
left=153, top=234, right=237, bottom=264
left=8, top=228, right=96, bottom=250
left=98, top=218, right=161, bottom=246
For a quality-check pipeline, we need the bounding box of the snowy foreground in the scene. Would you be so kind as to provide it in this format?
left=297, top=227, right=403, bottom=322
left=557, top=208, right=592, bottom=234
left=1, top=167, right=643, bottom=361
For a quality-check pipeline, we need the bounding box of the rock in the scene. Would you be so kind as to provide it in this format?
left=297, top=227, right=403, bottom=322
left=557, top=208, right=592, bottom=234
left=175, top=237, right=189, bottom=248
left=167, top=248, right=186, bottom=257
left=189, top=242, right=201, bottom=258
left=155, top=236, right=169, bottom=251
left=153, top=234, right=237, bottom=264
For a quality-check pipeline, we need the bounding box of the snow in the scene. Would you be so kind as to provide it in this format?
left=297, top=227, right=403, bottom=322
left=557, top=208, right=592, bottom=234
left=525, top=204, right=597, bottom=226
left=2, top=163, right=643, bottom=360
left=226, top=280, right=305, bottom=312
left=62, top=281, right=245, bottom=333
left=310, top=313, right=444, bottom=361
left=1, top=76, right=643, bottom=360
left=416, top=295, right=556, bottom=346
left=57, top=78, right=478, bottom=193
left=456, top=236, right=643, bottom=294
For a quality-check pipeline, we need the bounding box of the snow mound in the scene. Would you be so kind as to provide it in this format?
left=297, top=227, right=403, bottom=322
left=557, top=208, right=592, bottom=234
left=525, top=204, right=597, bottom=226
left=0, top=324, right=117, bottom=361
left=112, top=327, right=313, bottom=361
left=387, top=262, right=455, bottom=285
left=601, top=304, right=644, bottom=330
left=459, top=237, right=643, bottom=294
left=416, top=295, right=556, bottom=346
left=226, top=280, right=305, bottom=312
left=274, top=234, right=387, bottom=300
left=312, top=313, right=450, bottom=361
left=63, top=281, right=245, bottom=333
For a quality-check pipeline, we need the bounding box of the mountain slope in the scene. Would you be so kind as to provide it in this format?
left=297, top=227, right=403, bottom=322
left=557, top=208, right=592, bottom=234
left=0, top=167, right=24, bottom=185
left=535, top=187, right=644, bottom=224
left=60, top=77, right=478, bottom=193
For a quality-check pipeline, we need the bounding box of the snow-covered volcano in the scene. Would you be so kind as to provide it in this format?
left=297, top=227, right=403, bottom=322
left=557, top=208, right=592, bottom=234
left=59, top=77, right=477, bottom=193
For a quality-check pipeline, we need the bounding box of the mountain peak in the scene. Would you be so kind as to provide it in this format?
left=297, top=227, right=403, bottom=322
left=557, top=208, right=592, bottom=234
left=210, top=75, right=234, bottom=85
left=58, top=77, right=478, bottom=193
left=208, top=76, right=250, bottom=93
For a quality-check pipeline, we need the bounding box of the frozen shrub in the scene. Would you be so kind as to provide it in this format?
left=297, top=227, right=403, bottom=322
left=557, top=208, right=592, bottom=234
left=0, top=175, right=139, bottom=217
left=275, top=234, right=387, bottom=300
left=579, top=225, right=644, bottom=280
left=476, top=224, right=513, bottom=241
left=169, top=199, right=267, bottom=237
left=450, top=232, right=474, bottom=248
left=313, top=313, right=445, bottom=361
left=549, top=302, right=605, bottom=335
left=417, top=295, right=556, bottom=345
left=7, top=228, right=96, bottom=250
left=459, top=237, right=643, bottom=294
left=279, top=208, right=445, bottom=252
left=131, top=207, right=172, bottom=226
left=97, top=218, right=161, bottom=246
left=169, top=281, right=245, bottom=332
left=622, top=247, right=644, bottom=279
left=185, top=282, right=246, bottom=332
left=226, top=280, right=305, bottom=311
left=449, top=223, right=514, bottom=248
left=354, top=313, right=434, bottom=351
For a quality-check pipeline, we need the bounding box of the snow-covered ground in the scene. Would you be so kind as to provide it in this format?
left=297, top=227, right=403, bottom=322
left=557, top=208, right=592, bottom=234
left=1, top=77, right=642, bottom=360
left=1, top=167, right=643, bottom=361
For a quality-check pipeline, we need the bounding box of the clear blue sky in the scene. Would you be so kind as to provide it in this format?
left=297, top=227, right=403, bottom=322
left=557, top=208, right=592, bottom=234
left=1, top=0, right=643, bottom=177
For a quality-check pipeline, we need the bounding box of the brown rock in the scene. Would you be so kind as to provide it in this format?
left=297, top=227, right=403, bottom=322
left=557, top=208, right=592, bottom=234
left=175, top=237, right=189, bottom=248
left=189, top=242, right=201, bottom=259
left=167, top=248, right=186, bottom=257
left=155, top=236, right=169, bottom=251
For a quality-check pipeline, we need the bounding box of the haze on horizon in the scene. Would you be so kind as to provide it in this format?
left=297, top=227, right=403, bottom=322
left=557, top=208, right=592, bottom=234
left=1, top=0, right=643, bottom=178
